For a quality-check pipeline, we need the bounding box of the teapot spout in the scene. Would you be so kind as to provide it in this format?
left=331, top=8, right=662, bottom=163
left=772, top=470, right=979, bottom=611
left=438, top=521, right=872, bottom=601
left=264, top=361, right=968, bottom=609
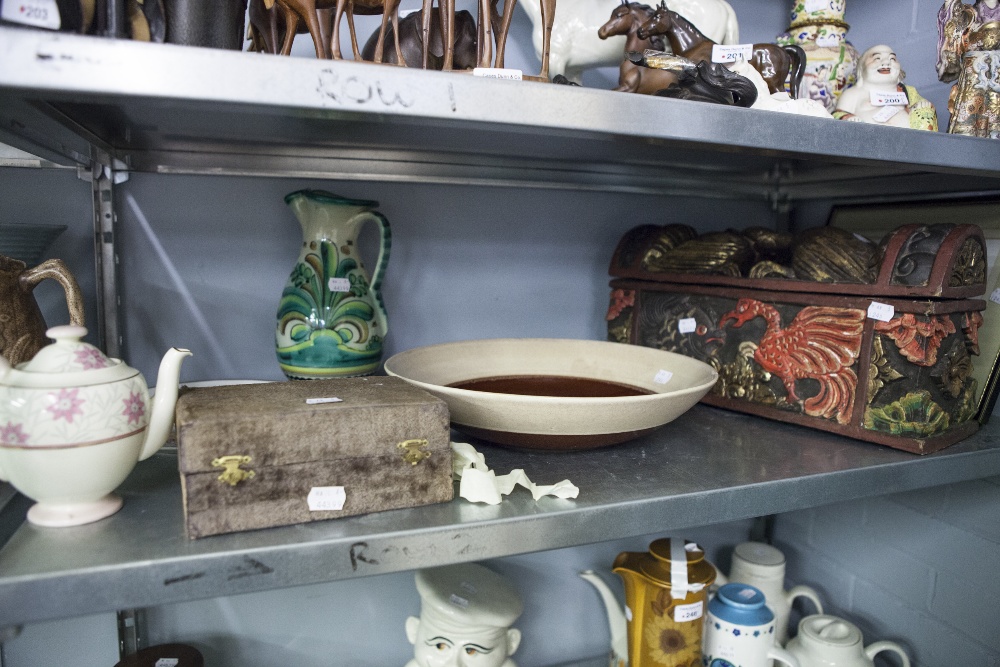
left=139, top=347, right=192, bottom=461
left=580, top=570, right=629, bottom=665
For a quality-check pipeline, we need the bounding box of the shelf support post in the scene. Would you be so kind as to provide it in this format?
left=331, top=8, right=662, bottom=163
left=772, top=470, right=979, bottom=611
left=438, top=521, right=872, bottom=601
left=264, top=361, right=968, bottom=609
left=117, top=609, right=147, bottom=658
left=91, top=150, right=123, bottom=359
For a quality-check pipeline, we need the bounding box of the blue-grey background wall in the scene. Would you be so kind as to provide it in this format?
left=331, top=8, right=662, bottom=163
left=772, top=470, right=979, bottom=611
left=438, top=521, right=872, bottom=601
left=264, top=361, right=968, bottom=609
left=1, top=0, right=997, bottom=665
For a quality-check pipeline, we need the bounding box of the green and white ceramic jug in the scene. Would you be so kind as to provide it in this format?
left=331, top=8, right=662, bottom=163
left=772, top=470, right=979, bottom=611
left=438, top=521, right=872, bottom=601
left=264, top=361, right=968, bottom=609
left=275, top=190, right=391, bottom=379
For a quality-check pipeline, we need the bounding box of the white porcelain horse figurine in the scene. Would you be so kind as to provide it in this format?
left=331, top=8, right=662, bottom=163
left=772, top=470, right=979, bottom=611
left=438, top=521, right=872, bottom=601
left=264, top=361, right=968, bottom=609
left=518, top=0, right=738, bottom=83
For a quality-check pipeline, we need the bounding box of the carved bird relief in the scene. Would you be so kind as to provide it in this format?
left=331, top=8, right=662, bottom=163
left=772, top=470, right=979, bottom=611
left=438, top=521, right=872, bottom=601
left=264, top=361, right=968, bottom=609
left=720, top=298, right=866, bottom=424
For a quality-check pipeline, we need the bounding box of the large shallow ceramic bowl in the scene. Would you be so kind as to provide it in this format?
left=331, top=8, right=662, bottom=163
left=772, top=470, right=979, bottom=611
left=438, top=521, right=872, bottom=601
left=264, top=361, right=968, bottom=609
left=384, top=338, right=718, bottom=450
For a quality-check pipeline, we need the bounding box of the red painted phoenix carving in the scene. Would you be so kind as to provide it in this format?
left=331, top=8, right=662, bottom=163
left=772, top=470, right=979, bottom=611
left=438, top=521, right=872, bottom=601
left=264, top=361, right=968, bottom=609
left=720, top=298, right=867, bottom=424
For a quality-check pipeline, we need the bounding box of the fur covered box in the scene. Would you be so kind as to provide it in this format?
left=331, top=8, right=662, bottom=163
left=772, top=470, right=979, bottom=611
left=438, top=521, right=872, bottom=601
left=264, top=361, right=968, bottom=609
left=174, top=377, right=453, bottom=539
left=607, top=223, right=988, bottom=454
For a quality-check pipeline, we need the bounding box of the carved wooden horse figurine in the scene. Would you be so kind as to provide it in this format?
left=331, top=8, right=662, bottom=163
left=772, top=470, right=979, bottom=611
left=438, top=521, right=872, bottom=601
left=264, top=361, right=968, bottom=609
left=637, top=2, right=805, bottom=97
left=362, top=6, right=479, bottom=69
left=266, top=0, right=403, bottom=61
left=249, top=0, right=334, bottom=54
left=597, top=1, right=674, bottom=94
left=488, top=0, right=557, bottom=78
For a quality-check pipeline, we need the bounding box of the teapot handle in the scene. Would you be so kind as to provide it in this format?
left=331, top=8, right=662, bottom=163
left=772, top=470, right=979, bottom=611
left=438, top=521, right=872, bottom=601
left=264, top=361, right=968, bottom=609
left=865, top=641, right=911, bottom=667
left=785, top=585, right=824, bottom=616
left=21, top=259, right=85, bottom=328
left=351, top=211, right=391, bottom=338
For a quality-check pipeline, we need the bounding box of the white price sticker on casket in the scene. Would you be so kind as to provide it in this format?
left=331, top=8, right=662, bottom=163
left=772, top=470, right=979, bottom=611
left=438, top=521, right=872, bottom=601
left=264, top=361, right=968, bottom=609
left=2, top=0, right=60, bottom=28
left=870, top=90, right=908, bottom=107
left=653, top=369, right=674, bottom=385
left=712, top=44, right=754, bottom=63
left=867, top=301, right=895, bottom=322
left=308, top=486, right=346, bottom=511
left=473, top=68, right=523, bottom=80
left=678, top=317, right=697, bottom=334
left=328, top=277, right=351, bottom=292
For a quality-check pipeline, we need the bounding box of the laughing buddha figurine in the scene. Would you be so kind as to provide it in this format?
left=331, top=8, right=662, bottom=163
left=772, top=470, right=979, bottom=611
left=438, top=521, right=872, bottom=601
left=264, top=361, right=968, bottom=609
left=833, top=44, right=939, bottom=130
left=405, top=563, right=524, bottom=667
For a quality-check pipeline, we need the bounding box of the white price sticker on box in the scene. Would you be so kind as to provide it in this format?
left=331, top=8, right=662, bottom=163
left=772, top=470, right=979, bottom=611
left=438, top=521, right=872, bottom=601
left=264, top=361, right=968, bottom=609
left=653, top=369, right=674, bottom=385
left=308, top=486, right=346, bottom=511
left=328, top=277, right=351, bottom=292
left=870, top=90, right=908, bottom=107
left=473, top=68, right=523, bottom=80
left=867, top=301, right=895, bottom=322
left=1, top=0, right=60, bottom=29
left=678, top=317, right=697, bottom=334
left=712, top=44, right=754, bottom=63
left=673, top=601, right=704, bottom=622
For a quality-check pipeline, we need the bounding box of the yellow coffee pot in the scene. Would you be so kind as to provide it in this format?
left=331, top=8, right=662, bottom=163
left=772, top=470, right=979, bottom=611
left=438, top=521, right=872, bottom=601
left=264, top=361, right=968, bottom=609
left=583, top=538, right=717, bottom=667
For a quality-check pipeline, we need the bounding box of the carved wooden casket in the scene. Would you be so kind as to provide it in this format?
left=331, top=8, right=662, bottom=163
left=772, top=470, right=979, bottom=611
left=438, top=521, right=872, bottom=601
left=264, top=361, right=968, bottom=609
left=607, top=223, right=988, bottom=454
left=174, top=377, right=453, bottom=538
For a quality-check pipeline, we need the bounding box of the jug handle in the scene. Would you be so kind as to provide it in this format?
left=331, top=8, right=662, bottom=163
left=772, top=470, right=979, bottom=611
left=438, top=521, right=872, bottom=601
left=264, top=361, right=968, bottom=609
left=352, top=211, right=391, bottom=338
left=786, top=585, right=824, bottom=616
left=21, top=259, right=85, bottom=328
left=865, top=641, right=911, bottom=667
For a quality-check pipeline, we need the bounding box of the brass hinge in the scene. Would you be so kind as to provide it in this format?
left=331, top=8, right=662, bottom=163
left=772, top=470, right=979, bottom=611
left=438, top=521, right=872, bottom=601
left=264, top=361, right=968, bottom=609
left=212, top=455, right=256, bottom=486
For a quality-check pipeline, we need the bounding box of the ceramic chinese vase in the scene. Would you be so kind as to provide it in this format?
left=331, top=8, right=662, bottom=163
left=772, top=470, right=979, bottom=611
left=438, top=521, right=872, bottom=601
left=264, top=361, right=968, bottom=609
left=275, top=190, right=391, bottom=379
left=777, top=0, right=858, bottom=112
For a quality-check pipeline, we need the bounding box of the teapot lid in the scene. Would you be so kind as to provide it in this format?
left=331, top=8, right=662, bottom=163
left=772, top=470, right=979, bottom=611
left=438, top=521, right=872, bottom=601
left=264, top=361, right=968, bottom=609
left=6, top=325, right=136, bottom=389
left=798, top=615, right=863, bottom=648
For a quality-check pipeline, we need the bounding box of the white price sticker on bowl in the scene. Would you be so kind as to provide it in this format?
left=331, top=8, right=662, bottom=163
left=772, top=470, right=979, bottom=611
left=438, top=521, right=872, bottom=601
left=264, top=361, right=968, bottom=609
left=308, top=486, right=346, bottom=511
left=867, top=301, right=895, bottom=322
left=653, top=369, right=674, bottom=385
left=678, top=318, right=697, bottom=334
left=712, top=44, right=753, bottom=63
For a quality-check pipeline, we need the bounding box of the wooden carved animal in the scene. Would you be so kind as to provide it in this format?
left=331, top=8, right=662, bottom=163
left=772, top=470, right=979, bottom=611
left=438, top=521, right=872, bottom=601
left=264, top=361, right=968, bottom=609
left=513, top=0, right=738, bottom=83
left=265, top=0, right=402, bottom=61
left=488, top=0, right=557, bottom=77
left=719, top=298, right=866, bottom=425
left=638, top=3, right=806, bottom=97
left=361, top=7, right=478, bottom=69
left=248, top=0, right=331, bottom=54
left=597, top=2, right=674, bottom=94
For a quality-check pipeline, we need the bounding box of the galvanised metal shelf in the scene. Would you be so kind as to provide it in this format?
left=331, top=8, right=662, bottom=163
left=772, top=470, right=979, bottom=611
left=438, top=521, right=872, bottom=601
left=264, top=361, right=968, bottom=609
left=1, top=26, right=1000, bottom=201
left=2, top=404, right=999, bottom=628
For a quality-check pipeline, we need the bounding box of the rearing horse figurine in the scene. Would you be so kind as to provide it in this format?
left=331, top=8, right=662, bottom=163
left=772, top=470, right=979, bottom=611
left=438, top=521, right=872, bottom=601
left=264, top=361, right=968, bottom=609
left=638, top=2, right=805, bottom=97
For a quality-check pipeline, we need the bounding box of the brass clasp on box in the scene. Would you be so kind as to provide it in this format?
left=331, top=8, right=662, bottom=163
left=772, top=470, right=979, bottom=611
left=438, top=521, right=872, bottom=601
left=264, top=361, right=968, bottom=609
left=398, top=439, right=430, bottom=465
left=212, top=455, right=256, bottom=486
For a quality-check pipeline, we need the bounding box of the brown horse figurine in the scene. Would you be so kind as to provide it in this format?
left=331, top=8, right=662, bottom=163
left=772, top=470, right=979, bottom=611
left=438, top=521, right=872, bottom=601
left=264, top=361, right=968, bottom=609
left=265, top=0, right=403, bottom=61
left=598, top=1, right=677, bottom=94
left=637, top=2, right=805, bottom=97
left=362, top=7, right=478, bottom=69
left=488, top=0, right=557, bottom=77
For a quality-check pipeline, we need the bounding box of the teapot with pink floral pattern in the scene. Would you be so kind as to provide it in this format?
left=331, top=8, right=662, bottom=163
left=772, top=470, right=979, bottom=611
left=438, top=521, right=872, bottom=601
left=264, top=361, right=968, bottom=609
left=0, top=325, right=191, bottom=526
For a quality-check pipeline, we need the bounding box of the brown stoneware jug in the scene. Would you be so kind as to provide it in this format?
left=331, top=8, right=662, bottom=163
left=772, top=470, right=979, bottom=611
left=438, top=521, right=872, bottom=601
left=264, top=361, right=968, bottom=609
left=0, top=255, right=84, bottom=367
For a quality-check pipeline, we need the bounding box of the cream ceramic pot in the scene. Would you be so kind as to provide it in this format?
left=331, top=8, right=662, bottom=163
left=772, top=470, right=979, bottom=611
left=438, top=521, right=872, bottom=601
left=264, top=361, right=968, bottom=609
left=785, top=615, right=910, bottom=667
left=715, top=542, right=823, bottom=645
left=0, top=326, right=191, bottom=527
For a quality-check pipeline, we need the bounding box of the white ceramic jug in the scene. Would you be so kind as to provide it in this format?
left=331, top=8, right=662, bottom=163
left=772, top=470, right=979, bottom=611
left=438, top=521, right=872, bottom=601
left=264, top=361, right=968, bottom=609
left=785, top=615, right=910, bottom=667
left=715, top=542, right=823, bottom=645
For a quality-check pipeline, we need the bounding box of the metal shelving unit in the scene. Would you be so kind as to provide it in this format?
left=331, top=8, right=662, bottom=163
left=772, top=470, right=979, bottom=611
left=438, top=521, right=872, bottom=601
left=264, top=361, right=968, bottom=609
left=2, top=24, right=1000, bottom=638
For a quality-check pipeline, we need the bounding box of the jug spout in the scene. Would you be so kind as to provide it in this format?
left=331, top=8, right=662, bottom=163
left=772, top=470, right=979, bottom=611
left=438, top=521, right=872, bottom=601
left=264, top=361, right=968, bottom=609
left=580, top=570, right=629, bottom=666
left=140, top=347, right=192, bottom=461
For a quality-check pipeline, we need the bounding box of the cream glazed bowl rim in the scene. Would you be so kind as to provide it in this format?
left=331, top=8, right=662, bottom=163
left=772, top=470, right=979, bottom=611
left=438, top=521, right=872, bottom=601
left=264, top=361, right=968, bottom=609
left=383, top=337, right=718, bottom=440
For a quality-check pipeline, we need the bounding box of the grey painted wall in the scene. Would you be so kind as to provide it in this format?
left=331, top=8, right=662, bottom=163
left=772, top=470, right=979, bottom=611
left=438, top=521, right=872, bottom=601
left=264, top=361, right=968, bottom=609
left=1, top=0, right=997, bottom=666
